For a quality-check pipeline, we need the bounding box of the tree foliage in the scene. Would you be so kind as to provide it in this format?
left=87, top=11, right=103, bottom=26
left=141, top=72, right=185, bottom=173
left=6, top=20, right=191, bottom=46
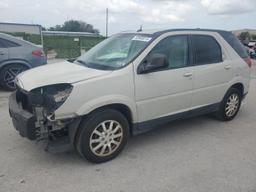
left=239, top=31, right=251, bottom=41
left=47, top=20, right=99, bottom=34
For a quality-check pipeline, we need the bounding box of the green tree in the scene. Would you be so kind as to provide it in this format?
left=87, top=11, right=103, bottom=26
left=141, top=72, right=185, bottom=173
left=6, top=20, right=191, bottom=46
left=251, top=34, right=256, bottom=40
left=239, top=31, right=251, bottom=41
left=49, top=24, right=62, bottom=31
left=48, top=20, right=99, bottom=34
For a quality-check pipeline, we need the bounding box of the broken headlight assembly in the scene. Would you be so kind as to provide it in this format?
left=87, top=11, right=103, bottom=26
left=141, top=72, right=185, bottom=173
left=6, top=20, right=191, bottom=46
left=28, top=83, right=73, bottom=113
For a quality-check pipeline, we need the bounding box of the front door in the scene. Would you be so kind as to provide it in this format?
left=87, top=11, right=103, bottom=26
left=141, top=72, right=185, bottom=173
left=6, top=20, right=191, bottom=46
left=134, top=35, right=193, bottom=123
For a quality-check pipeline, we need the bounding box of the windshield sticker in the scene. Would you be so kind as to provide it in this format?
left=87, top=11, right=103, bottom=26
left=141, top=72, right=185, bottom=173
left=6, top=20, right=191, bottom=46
left=132, top=36, right=152, bottom=42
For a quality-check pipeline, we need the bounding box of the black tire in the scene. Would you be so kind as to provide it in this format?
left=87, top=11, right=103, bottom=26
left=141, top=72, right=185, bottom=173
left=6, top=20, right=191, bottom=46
left=215, top=88, right=242, bottom=121
left=76, top=109, right=129, bottom=163
left=0, top=64, right=28, bottom=91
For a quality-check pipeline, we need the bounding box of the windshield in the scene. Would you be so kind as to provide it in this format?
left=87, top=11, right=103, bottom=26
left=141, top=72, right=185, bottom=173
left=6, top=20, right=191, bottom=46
left=75, top=33, right=153, bottom=70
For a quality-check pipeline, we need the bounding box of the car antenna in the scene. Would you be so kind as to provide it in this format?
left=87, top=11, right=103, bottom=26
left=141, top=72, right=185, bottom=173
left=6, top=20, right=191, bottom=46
left=137, top=25, right=143, bottom=32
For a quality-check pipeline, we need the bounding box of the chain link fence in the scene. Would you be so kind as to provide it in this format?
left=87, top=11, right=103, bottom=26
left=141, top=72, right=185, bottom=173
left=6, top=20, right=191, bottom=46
left=1, top=32, right=105, bottom=59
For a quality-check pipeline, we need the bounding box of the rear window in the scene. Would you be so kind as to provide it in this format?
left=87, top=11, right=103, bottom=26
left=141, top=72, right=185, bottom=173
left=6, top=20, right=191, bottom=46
left=219, top=31, right=248, bottom=58
left=0, top=38, right=20, bottom=48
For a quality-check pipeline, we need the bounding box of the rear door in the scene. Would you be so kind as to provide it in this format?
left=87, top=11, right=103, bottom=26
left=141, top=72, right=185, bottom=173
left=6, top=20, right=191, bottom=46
left=190, top=33, right=233, bottom=108
left=0, top=38, right=9, bottom=63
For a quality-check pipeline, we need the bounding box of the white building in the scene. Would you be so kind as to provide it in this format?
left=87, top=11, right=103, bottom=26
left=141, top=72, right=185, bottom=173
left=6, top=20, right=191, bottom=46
left=0, top=22, right=42, bottom=35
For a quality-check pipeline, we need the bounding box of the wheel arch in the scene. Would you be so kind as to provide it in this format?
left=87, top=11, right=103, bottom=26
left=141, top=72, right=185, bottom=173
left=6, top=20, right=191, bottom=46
left=95, top=103, right=132, bottom=123
left=0, top=59, right=31, bottom=71
left=220, top=82, right=245, bottom=104
left=230, top=83, right=244, bottom=95
left=72, top=103, right=134, bottom=150
left=216, top=83, right=244, bottom=121
left=81, top=103, right=134, bottom=135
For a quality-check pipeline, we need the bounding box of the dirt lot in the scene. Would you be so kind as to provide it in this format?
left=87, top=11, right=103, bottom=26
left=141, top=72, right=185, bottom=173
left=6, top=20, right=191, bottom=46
left=0, top=60, right=256, bottom=192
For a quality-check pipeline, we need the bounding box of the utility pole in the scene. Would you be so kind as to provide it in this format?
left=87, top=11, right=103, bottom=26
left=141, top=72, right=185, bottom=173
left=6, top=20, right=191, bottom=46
left=106, top=8, right=109, bottom=37
left=40, top=25, right=44, bottom=48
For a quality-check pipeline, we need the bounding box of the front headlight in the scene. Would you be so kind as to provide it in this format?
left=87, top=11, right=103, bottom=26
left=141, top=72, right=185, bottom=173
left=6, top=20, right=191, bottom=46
left=29, top=84, right=73, bottom=112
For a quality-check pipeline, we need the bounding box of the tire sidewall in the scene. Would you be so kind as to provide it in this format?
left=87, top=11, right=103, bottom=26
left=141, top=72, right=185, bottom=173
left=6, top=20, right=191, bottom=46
left=77, top=109, right=129, bottom=163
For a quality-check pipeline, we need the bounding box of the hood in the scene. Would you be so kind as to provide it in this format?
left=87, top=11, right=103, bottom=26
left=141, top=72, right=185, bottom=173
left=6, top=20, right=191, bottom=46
left=17, top=61, right=112, bottom=91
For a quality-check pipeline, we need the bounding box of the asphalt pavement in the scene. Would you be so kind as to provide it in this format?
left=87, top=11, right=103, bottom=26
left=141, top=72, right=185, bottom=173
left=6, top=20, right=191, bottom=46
left=0, top=60, right=256, bottom=192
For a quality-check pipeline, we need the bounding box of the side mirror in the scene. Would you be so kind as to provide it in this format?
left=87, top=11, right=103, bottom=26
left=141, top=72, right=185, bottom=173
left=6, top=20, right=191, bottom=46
left=137, top=53, right=169, bottom=74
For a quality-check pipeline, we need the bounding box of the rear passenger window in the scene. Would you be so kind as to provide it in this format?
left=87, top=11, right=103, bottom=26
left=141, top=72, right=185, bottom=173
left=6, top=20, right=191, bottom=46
left=0, top=38, right=20, bottom=48
left=191, top=35, right=222, bottom=65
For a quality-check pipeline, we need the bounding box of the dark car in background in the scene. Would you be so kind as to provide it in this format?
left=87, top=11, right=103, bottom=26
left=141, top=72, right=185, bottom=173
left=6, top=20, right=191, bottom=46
left=244, top=41, right=256, bottom=60
left=0, top=33, right=47, bottom=90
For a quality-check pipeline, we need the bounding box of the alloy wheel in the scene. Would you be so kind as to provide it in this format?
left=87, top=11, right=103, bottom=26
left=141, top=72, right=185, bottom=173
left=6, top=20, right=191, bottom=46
left=225, top=93, right=240, bottom=117
left=3, top=67, right=24, bottom=89
left=89, top=120, right=123, bottom=157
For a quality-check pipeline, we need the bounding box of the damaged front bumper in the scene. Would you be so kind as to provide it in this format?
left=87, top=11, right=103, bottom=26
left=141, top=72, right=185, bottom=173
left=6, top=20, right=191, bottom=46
left=9, top=91, right=81, bottom=153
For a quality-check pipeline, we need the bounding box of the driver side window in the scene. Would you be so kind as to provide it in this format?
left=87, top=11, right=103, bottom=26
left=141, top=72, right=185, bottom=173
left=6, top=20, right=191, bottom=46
left=147, top=35, right=189, bottom=69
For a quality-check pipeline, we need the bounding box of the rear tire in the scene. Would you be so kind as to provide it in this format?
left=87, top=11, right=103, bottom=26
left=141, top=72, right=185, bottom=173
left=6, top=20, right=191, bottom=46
left=215, top=88, right=242, bottom=121
left=76, top=109, right=129, bottom=163
left=0, top=64, right=28, bottom=91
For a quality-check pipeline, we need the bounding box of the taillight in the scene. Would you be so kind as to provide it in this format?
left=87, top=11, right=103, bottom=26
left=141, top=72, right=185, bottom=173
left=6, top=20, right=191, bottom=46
left=32, top=50, right=45, bottom=57
left=243, top=56, right=252, bottom=68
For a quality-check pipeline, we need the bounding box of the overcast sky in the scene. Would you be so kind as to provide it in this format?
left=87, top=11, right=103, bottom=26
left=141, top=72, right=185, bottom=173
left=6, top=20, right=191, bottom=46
left=0, top=0, right=255, bottom=35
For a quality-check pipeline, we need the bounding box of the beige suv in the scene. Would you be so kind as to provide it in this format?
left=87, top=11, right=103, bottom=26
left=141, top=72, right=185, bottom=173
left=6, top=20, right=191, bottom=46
left=9, top=29, right=251, bottom=163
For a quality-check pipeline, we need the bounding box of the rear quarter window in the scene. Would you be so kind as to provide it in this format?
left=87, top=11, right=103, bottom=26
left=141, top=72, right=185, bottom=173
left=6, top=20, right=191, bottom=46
left=219, top=31, right=248, bottom=58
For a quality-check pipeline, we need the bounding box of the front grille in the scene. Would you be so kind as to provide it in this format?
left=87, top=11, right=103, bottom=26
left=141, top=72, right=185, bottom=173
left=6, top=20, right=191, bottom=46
left=16, top=88, right=33, bottom=112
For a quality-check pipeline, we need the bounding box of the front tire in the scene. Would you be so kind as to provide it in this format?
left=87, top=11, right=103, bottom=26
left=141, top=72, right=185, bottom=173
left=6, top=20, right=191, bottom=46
left=215, top=88, right=242, bottom=121
left=76, top=109, right=129, bottom=163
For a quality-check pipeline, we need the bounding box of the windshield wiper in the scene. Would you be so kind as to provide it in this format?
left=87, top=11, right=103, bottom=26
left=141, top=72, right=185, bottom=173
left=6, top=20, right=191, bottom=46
left=76, top=59, right=87, bottom=65
left=76, top=60, right=116, bottom=70
left=67, top=58, right=76, bottom=63
left=75, top=59, right=94, bottom=68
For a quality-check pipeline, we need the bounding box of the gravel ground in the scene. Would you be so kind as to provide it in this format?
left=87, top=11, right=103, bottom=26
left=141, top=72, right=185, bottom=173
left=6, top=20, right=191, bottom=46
left=0, top=60, right=256, bottom=192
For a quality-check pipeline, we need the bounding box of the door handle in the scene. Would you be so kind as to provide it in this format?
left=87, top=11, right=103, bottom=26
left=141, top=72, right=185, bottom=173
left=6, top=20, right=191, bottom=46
left=224, top=65, right=231, bottom=70
left=183, top=72, right=192, bottom=77
left=0, top=52, right=4, bottom=55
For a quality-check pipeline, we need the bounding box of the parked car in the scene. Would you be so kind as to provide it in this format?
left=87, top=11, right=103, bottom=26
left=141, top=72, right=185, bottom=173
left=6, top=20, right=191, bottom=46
left=0, top=33, right=47, bottom=90
left=245, top=44, right=256, bottom=59
left=248, top=41, right=256, bottom=49
left=9, top=29, right=251, bottom=163
left=251, top=51, right=256, bottom=59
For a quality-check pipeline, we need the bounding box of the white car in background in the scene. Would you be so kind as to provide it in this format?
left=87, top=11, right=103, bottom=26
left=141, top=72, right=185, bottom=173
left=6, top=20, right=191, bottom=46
left=9, top=29, right=251, bottom=163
